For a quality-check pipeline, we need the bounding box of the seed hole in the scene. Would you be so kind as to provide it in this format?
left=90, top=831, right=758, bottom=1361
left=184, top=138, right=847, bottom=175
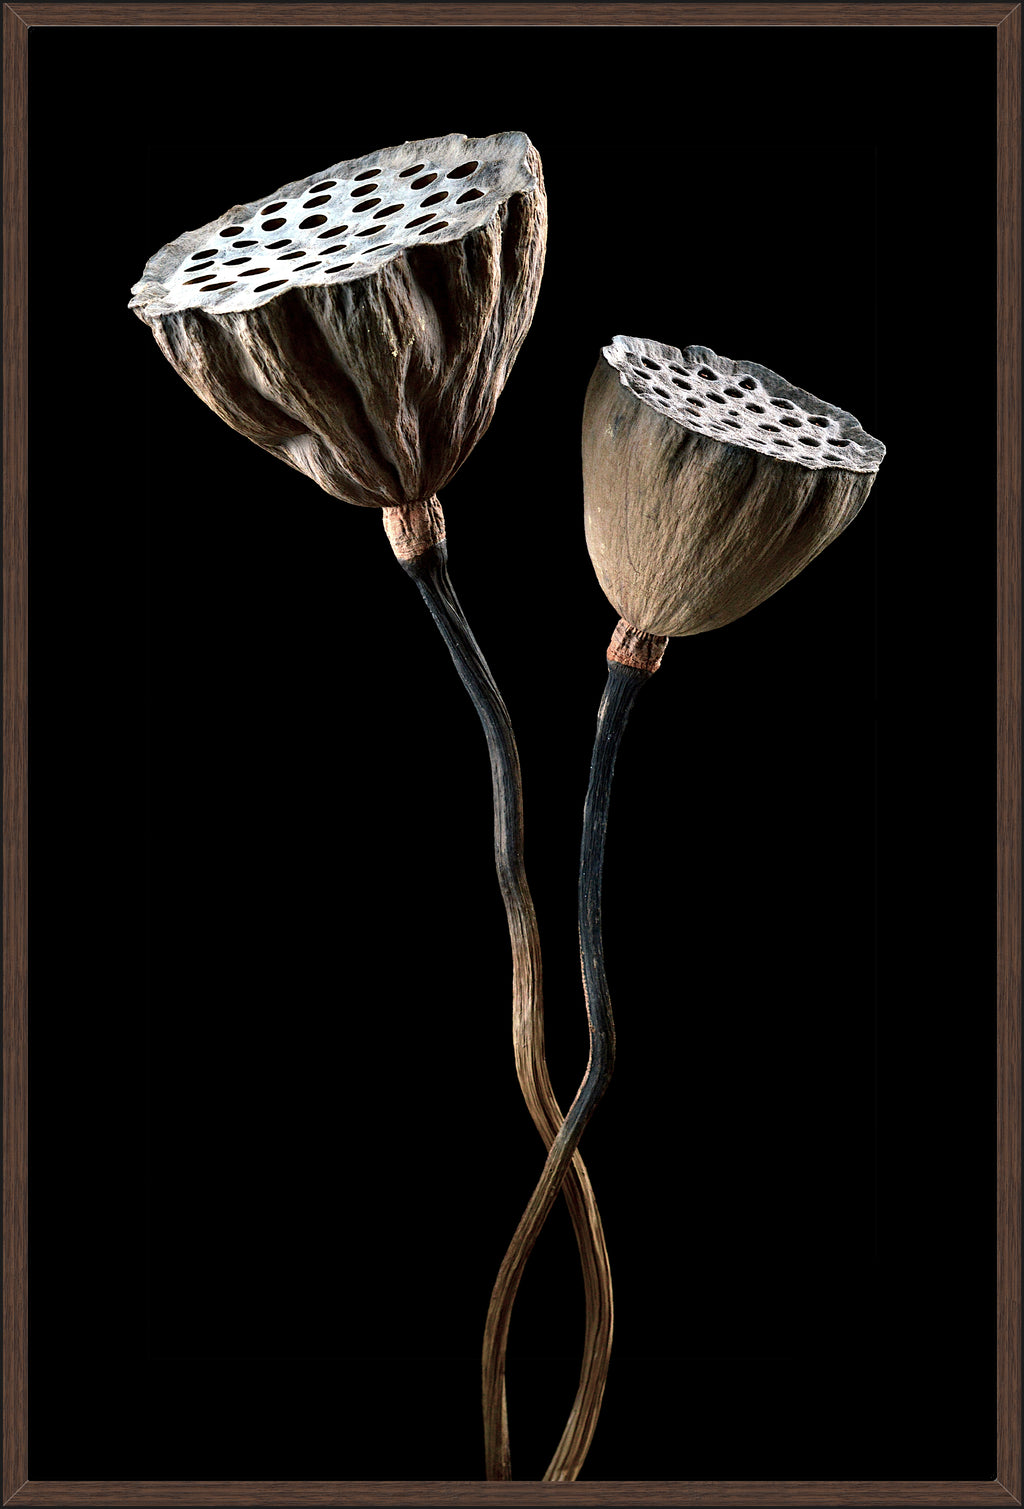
left=830, top=438, right=850, bottom=447
left=318, top=225, right=350, bottom=238
left=373, top=204, right=405, bottom=217
left=632, top=371, right=650, bottom=380
left=745, top=403, right=765, bottom=414
left=771, top=399, right=795, bottom=410
left=421, top=191, right=448, bottom=206
left=202, top=282, right=236, bottom=290
left=351, top=200, right=381, bottom=214
left=688, top=398, right=706, bottom=409
left=776, top=441, right=793, bottom=448
left=707, top=392, right=726, bottom=404
left=723, top=387, right=745, bottom=398
left=641, top=358, right=660, bottom=370
left=809, top=416, right=830, bottom=427
left=265, top=240, right=292, bottom=249
left=399, top=164, right=425, bottom=178
left=183, top=273, right=215, bottom=284
left=352, top=183, right=379, bottom=197
left=667, top=364, right=685, bottom=374
left=254, top=280, right=288, bottom=291
left=261, top=201, right=288, bottom=214
left=405, top=214, right=433, bottom=227
left=303, top=194, right=332, bottom=208
left=652, top=387, right=670, bottom=399
left=261, top=218, right=286, bottom=231
left=222, top=257, right=251, bottom=266
left=672, top=378, right=692, bottom=390
left=698, top=368, right=718, bottom=380
left=739, top=377, right=757, bottom=389
left=411, top=173, right=438, bottom=189
left=447, top=161, right=479, bottom=178
left=277, top=251, right=306, bottom=260
left=355, top=168, right=381, bottom=181
left=456, top=189, right=485, bottom=203
left=311, top=181, right=337, bottom=191
left=780, top=416, right=802, bottom=427
left=356, top=226, right=386, bottom=236
left=233, top=240, right=258, bottom=247
left=299, top=214, right=329, bottom=228
left=295, top=261, right=322, bottom=270
left=238, top=267, right=271, bottom=276
left=724, top=420, right=742, bottom=428
left=758, top=423, right=780, bottom=432
left=187, top=260, right=215, bottom=270
left=220, top=225, right=245, bottom=236
left=191, top=249, right=219, bottom=259
left=328, top=262, right=354, bottom=271
left=422, top=221, right=449, bottom=233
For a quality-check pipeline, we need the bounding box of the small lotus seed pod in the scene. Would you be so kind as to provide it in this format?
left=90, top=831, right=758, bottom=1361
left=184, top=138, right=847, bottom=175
left=130, top=131, right=546, bottom=550
left=583, top=337, right=885, bottom=649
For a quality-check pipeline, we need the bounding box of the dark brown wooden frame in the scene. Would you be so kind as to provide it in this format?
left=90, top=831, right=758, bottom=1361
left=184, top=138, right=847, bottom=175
left=3, top=3, right=1020, bottom=1504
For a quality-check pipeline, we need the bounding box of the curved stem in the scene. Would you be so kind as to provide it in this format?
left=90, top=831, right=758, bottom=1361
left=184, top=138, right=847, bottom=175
left=397, top=540, right=614, bottom=1482
left=479, top=656, right=655, bottom=1481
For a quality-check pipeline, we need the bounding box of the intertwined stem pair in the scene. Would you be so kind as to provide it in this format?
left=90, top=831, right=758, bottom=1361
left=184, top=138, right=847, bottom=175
left=401, top=538, right=653, bottom=1481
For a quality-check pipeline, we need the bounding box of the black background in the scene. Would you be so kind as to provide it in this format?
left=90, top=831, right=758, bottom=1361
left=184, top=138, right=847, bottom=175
left=27, top=17, right=996, bottom=1486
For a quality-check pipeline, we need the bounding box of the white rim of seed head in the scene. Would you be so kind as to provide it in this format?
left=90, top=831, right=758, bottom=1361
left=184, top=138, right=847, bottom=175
left=129, top=131, right=538, bottom=320
left=602, top=335, right=885, bottom=474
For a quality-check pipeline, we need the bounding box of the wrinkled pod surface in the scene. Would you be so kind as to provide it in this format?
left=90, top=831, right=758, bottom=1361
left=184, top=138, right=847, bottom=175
left=584, top=335, right=885, bottom=642
left=130, top=130, right=547, bottom=515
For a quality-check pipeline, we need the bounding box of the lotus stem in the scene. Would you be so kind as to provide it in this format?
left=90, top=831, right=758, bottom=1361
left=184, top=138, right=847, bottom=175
left=479, top=644, right=660, bottom=1481
left=396, top=536, right=614, bottom=1482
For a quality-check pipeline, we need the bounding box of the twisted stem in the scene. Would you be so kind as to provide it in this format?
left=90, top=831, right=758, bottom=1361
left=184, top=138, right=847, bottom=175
left=478, top=655, right=655, bottom=1481
left=397, top=539, right=614, bottom=1481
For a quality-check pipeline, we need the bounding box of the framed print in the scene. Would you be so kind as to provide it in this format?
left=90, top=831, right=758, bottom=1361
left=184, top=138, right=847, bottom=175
left=3, top=3, right=1020, bottom=1505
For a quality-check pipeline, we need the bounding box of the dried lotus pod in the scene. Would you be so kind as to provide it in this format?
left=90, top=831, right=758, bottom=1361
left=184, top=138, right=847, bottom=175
left=129, top=131, right=546, bottom=537
left=129, top=134, right=610, bottom=1486
left=583, top=336, right=885, bottom=642
left=519, top=342, right=886, bottom=1492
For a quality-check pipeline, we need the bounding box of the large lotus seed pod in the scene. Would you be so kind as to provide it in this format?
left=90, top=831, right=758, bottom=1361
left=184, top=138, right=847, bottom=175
left=583, top=337, right=885, bottom=644
left=129, top=131, right=546, bottom=532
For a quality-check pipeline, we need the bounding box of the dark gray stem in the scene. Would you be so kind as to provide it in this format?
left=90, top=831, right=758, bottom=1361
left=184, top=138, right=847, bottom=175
left=477, top=655, right=654, bottom=1479
left=397, top=541, right=615, bottom=1483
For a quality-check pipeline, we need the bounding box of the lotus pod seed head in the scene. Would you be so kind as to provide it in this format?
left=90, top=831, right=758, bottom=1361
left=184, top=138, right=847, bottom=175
left=130, top=131, right=546, bottom=512
left=582, top=336, right=885, bottom=641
